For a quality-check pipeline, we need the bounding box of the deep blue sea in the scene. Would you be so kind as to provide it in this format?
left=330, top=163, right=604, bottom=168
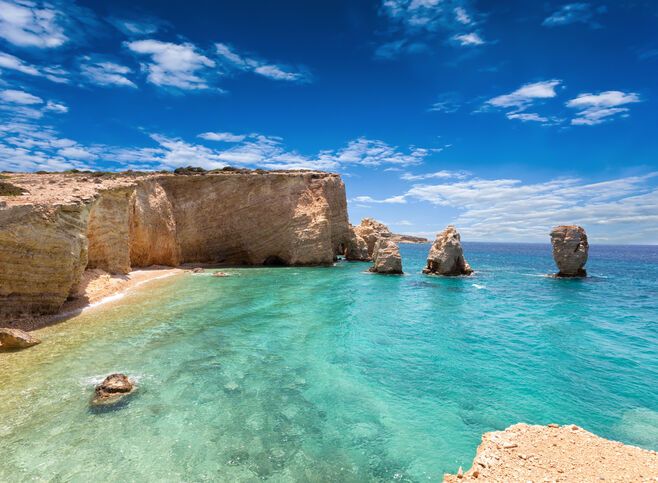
left=1, top=242, right=657, bottom=481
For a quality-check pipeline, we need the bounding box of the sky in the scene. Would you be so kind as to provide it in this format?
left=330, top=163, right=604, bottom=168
left=0, top=0, right=657, bottom=243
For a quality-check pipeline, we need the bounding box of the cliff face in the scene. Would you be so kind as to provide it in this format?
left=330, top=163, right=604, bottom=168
left=0, top=171, right=349, bottom=318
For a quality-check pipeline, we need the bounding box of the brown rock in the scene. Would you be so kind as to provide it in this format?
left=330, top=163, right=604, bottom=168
left=0, top=171, right=350, bottom=319
left=369, top=238, right=403, bottom=274
left=0, top=328, right=41, bottom=350
left=444, top=423, right=658, bottom=482
left=422, top=226, right=472, bottom=276
left=92, top=373, right=135, bottom=406
left=344, top=228, right=370, bottom=261
left=550, top=225, right=588, bottom=277
left=212, top=271, right=230, bottom=277
left=353, top=218, right=393, bottom=257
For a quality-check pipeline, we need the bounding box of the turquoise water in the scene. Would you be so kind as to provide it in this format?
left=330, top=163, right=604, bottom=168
left=1, top=242, right=658, bottom=481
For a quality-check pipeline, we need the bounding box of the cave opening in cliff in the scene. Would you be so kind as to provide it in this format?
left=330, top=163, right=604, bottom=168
left=263, top=255, right=288, bottom=266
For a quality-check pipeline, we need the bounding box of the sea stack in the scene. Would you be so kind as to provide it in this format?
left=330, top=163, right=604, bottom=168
left=344, top=229, right=370, bottom=261
left=352, top=218, right=393, bottom=257
left=550, top=225, right=588, bottom=277
left=423, top=226, right=473, bottom=276
left=369, top=238, right=403, bottom=274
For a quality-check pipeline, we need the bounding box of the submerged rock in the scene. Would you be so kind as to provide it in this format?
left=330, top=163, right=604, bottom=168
left=550, top=225, right=588, bottom=277
left=422, top=226, right=473, bottom=276
left=0, top=328, right=41, bottom=350
left=190, top=267, right=204, bottom=273
left=345, top=229, right=370, bottom=261
left=212, top=271, right=230, bottom=277
left=91, top=373, right=135, bottom=406
left=369, top=238, right=403, bottom=274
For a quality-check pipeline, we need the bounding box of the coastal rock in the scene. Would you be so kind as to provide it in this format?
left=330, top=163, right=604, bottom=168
left=0, top=171, right=350, bottom=319
left=0, top=328, right=41, bottom=350
left=389, top=233, right=429, bottom=244
left=550, top=225, right=588, bottom=277
left=353, top=218, right=392, bottom=257
left=444, top=423, right=658, bottom=482
left=423, top=226, right=473, bottom=276
left=92, top=373, right=135, bottom=406
left=344, top=229, right=370, bottom=261
left=369, top=238, right=403, bottom=274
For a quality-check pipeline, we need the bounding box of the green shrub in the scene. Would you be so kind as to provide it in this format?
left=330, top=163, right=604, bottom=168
left=0, top=181, right=27, bottom=196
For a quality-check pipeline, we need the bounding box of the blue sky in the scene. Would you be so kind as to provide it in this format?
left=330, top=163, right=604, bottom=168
left=1, top=0, right=657, bottom=243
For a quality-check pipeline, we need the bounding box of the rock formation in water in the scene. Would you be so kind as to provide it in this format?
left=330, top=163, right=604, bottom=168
left=550, top=225, right=589, bottom=277
left=92, top=373, right=135, bottom=406
left=423, top=226, right=473, bottom=276
left=353, top=218, right=392, bottom=257
left=443, top=423, right=658, bottom=482
left=0, top=170, right=350, bottom=319
left=344, top=229, right=370, bottom=261
left=389, top=233, right=429, bottom=244
left=0, top=328, right=41, bottom=350
left=369, top=238, right=403, bottom=274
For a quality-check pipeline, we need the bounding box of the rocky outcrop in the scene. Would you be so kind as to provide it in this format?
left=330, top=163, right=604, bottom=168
left=550, top=225, right=588, bottom=277
left=0, top=328, right=41, bottom=350
left=353, top=218, right=392, bottom=257
left=92, top=373, right=135, bottom=406
left=369, top=238, right=403, bottom=274
left=0, top=171, right=350, bottom=318
left=423, top=226, right=473, bottom=276
left=344, top=229, right=370, bottom=261
left=389, top=234, right=429, bottom=244
left=444, top=423, right=658, bottom=482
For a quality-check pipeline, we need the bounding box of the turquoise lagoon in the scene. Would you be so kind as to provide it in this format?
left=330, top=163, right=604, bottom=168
left=1, top=243, right=657, bottom=481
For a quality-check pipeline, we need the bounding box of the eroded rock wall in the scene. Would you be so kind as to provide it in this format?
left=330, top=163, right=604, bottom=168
left=0, top=171, right=350, bottom=318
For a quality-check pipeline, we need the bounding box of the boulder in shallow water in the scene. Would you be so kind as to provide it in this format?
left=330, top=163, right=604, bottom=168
left=369, top=238, right=403, bottom=274
left=423, top=226, right=473, bottom=276
left=550, top=225, right=588, bottom=277
left=92, top=373, right=135, bottom=406
left=212, top=271, right=230, bottom=277
left=0, top=328, right=41, bottom=350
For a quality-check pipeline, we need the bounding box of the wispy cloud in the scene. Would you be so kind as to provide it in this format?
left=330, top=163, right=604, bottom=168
left=0, top=51, right=68, bottom=83
left=198, top=131, right=247, bottom=143
left=402, top=172, right=658, bottom=242
left=215, top=42, right=309, bottom=83
left=483, top=80, right=562, bottom=124
left=401, top=170, right=469, bottom=181
left=543, top=3, right=606, bottom=28
left=126, top=39, right=216, bottom=90
left=452, top=32, right=484, bottom=46
left=377, top=0, right=487, bottom=57
left=352, top=195, right=407, bottom=204
left=428, top=92, right=461, bottom=113
left=79, top=56, right=136, bottom=88
left=0, top=87, right=42, bottom=104
left=0, top=0, right=68, bottom=48
left=567, top=90, right=641, bottom=125
left=108, top=17, right=164, bottom=37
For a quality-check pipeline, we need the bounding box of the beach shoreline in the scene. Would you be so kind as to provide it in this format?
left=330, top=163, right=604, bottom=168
left=4, top=266, right=186, bottom=332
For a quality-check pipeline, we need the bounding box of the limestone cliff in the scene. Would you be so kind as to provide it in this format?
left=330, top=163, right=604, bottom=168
left=0, top=171, right=349, bottom=318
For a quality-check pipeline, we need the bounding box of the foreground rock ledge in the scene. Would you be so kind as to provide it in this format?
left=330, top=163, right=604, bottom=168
left=0, top=328, right=41, bottom=350
left=444, top=423, right=658, bottom=482
left=550, top=225, right=589, bottom=277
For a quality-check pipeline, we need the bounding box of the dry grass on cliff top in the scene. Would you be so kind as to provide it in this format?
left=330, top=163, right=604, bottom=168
left=0, top=168, right=337, bottom=207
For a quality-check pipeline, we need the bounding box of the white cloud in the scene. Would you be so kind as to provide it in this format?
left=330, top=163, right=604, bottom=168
left=506, top=112, right=549, bottom=123
left=453, top=32, right=484, bottom=46
left=126, top=39, right=215, bottom=90
left=428, top=92, right=460, bottom=113
left=317, top=138, right=432, bottom=168
left=0, top=88, right=42, bottom=104
left=0, top=51, right=68, bottom=82
left=567, top=90, right=641, bottom=125
left=401, top=170, right=469, bottom=181
left=198, top=131, right=247, bottom=143
left=487, top=80, right=562, bottom=109
left=109, top=17, right=162, bottom=36
left=454, top=6, right=471, bottom=24
left=0, top=0, right=68, bottom=48
left=215, top=42, right=309, bottom=83
left=58, top=145, right=96, bottom=160
left=45, top=99, right=67, bottom=112
left=352, top=195, right=407, bottom=204
left=401, top=172, right=658, bottom=242
left=0, top=50, right=39, bottom=75
left=80, top=57, right=136, bottom=88
left=543, top=3, right=606, bottom=28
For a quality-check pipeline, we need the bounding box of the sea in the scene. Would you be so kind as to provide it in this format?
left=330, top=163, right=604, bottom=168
left=1, top=242, right=657, bottom=481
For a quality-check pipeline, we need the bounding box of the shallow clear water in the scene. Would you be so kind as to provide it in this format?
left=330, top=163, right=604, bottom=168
left=1, top=243, right=658, bottom=482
